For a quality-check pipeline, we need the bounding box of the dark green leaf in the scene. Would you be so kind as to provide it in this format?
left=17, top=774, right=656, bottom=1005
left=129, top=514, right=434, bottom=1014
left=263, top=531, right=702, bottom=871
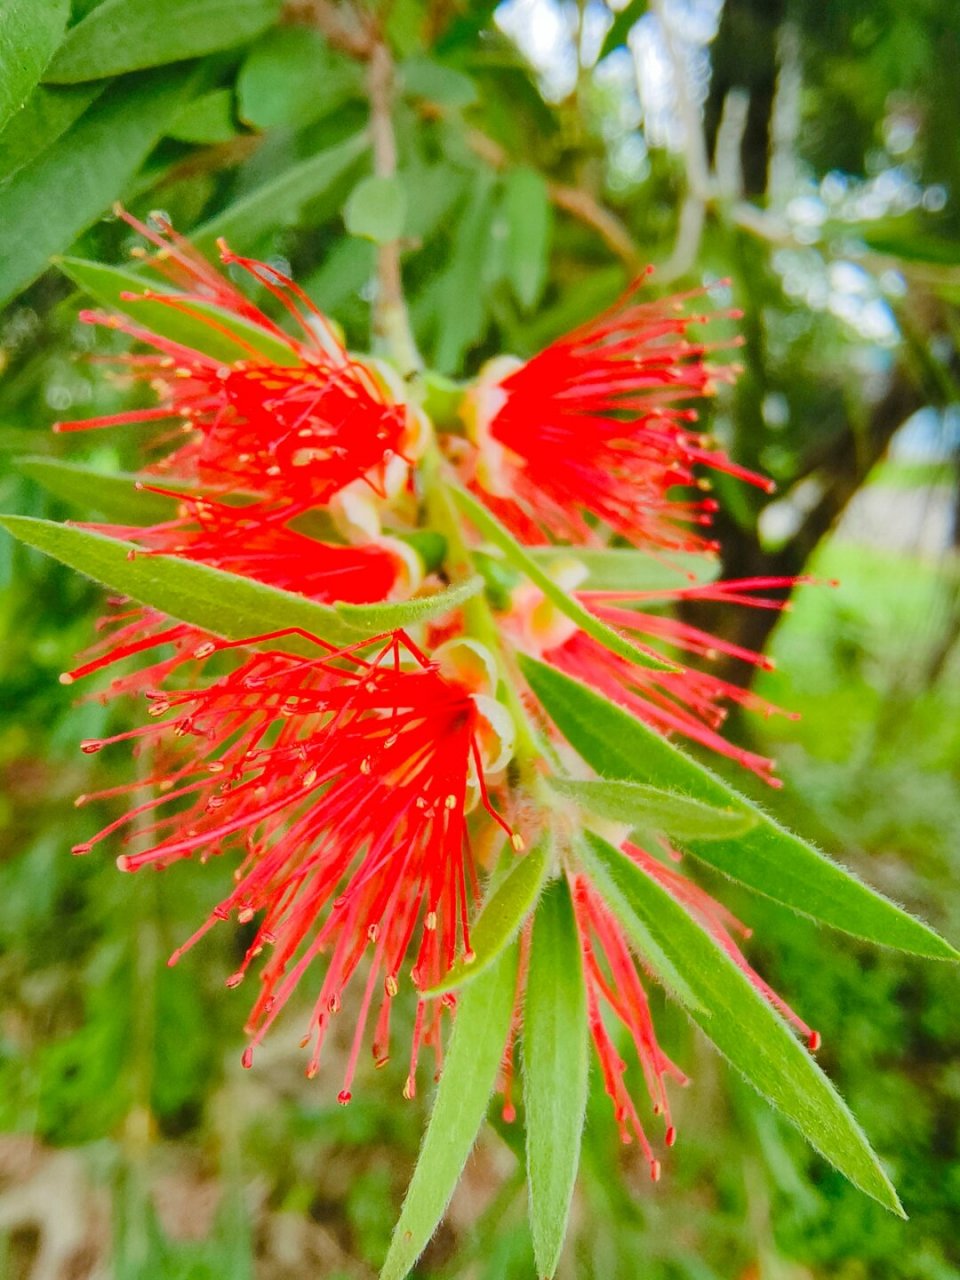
left=17, top=458, right=179, bottom=524
left=425, top=837, right=549, bottom=996
left=0, top=68, right=194, bottom=307
left=521, top=658, right=959, bottom=961
left=190, top=131, right=369, bottom=253
left=502, top=167, right=552, bottom=311
left=1, top=81, right=106, bottom=183
left=45, top=0, right=282, bottom=83
left=400, top=56, right=478, bottom=108
left=1, top=516, right=479, bottom=651
left=599, top=0, right=647, bottom=60
left=380, top=944, right=518, bottom=1280
left=343, top=174, right=408, bottom=244
left=547, top=777, right=757, bottom=840
left=451, top=485, right=674, bottom=672
left=0, top=0, right=69, bottom=132
left=167, top=87, right=238, bottom=145
left=237, top=26, right=363, bottom=129
left=56, top=256, right=298, bottom=364
left=524, top=879, right=588, bottom=1279
left=580, top=831, right=904, bottom=1216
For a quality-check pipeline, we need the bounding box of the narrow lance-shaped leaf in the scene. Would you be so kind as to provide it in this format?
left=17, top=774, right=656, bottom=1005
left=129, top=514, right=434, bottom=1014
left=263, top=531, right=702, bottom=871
left=0, top=68, right=195, bottom=307
left=0, top=0, right=69, bottom=132
left=579, top=831, right=904, bottom=1216
left=528, top=545, right=716, bottom=592
left=425, top=836, right=549, bottom=997
left=502, top=166, right=552, bottom=311
left=0, top=517, right=480, bottom=655
left=451, top=485, right=674, bottom=672
left=190, top=131, right=369, bottom=253
left=380, top=943, right=518, bottom=1280
left=17, top=458, right=179, bottom=525
left=524, top=878, right=589, bottom=1280
left=547, top=776, right=757, bottom=841
left=521, top=657, right=958, bottom=961
left=56, top=257, right=299, bottom=365
left=45, top=0, right=282, bottom=83
left=334, top=575, right=482, bottom=631
left=0, top=82, right=105, bottom=183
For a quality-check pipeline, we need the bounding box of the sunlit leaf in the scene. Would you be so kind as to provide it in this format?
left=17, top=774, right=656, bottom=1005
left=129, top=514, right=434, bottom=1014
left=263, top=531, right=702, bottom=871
left=380, top=943, right=518, bottom=1280
left=0, top=517, right=476, bottom=655
left=425, top=837, right=549, bottom=997
left=547, top=776, right=757, bottom=840
left=580, top=831, right=904, bottom=1216
left=524, top=878, right=589, bottom=1279
left=56, top=257, right=298, bottom=364
left=522, top=658, right=959, bottom=961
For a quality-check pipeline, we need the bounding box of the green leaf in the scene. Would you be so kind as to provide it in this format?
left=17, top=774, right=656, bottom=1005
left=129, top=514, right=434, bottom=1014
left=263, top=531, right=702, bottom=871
left=580, top=831, right=904, bottom=1216
left=502, top=167, right=552, bottom=311
left=343, top=174, right=408, bottom=244
left=425, top=837, right=549, bottom=997
left=524, top=879, right=589, bottom=1279
left=599, top=0, right=647, bottom=60
left=45, top=0, right=282, bottom=83
left=0, top=517, right=477, bottom=658
left=429, top=174, right=496, bottom=374
left=0, top=82, right=105, bottom=182
left=573, top=826, right=705, bottom=1014
left=16, top=458, right=179, bottom=524
left=0, top=0, right=69, bottom=132
left=333, top=575, right=483, bottom=632
left=167, top=87, right=238, bottom=145
left=237, top=26, right=362, bottom=129
left=451, top=485, right=673, bottom=672
left=189, top=130, right=369, bottom=253
left=56, top=256, right=298, bottom=364
left=520, top=658, right=959, bottom=961
left=400, top=56, right=477, bottom=108
left=527, top=546, right=716, bottom=591
left=0, top=68, right=194, bottom=307
left=380, top=944, right=518, bottom=1280
left=547, top=777, right=757, bottom=841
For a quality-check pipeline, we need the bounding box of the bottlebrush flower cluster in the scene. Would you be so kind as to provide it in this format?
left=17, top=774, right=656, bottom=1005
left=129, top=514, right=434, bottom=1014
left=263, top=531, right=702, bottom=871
left=58, top=211, right=816, bottom=1178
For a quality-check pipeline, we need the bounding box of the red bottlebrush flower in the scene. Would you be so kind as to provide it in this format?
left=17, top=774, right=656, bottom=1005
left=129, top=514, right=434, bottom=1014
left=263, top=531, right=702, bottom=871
left=53, top=210, right=412, bottom=513
left=511, top=575, right=807, bottom=782
left=73, top=631, right=518, bottom=1101
left=458, top=275, right=771, bottom=552
left=63, top=493, right=416, bottom=698
left=571, top=843, right=818, bottom=1178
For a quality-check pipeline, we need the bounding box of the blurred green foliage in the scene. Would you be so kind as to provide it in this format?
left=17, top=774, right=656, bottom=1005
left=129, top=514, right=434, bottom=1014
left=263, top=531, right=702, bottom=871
left=1, top=0, right=959, bottom=1276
